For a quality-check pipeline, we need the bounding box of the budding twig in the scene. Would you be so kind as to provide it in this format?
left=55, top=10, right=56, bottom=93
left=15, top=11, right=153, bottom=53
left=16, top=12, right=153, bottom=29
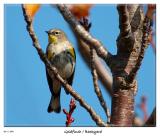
left=63, top=98, right=76, bottom=127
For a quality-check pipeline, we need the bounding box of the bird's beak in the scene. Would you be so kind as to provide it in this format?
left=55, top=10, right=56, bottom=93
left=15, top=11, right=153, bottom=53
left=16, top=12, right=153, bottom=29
left=45, top=31, right=49, bottom=35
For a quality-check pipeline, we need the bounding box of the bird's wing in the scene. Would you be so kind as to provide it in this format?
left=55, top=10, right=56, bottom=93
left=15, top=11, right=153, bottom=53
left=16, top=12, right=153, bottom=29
left=66, top=47, right=76, bottom=90
left=46, top=68, right=61, bottom=95
left=46, top=68, right=53, bottom=94
left=46, top=68, right=61, bottom=113
left=67, top=67, right=75, bottom=86
left=65, top=67, right=75, bottom=95
left=68, top=45, right=76, bottom=61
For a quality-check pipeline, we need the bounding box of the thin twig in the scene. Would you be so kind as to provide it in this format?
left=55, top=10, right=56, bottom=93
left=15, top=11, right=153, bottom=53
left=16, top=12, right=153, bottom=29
left=137, top=96, right=148, bottom=121
left=56, top=4, right=112, bottom=66
left=63, top=98, right=76, bottom=127
left=78, top=40, right=113, bottom=96
left=22, top=4, right=108, bottom=127
left=90, top=47, right=111, bottom=123
left=77, top=17, right=113, bottom=96
left=79, top=18, right=111, bottom=121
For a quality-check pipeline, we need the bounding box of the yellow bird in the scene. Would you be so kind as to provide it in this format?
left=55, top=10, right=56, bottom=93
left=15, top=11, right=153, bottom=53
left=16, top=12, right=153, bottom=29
left=46, top=29, right=76, bottom=113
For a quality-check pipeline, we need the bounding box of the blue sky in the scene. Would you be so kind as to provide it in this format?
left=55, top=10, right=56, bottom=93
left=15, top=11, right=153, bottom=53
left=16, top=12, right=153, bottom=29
left=4, top=4, right=155, bottom=126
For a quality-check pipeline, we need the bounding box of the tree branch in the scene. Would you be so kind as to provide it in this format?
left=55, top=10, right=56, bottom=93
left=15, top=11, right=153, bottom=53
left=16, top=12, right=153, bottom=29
left=117, top=4, right=131, bottom=36
left=127, top=4, right=139, bottom=22
left=57, top=4, right=112, bottom=66
left=78, top=40, right=113, bottom=96
left=127, top=5, right=142, bottom=32
left=90, top=47, right=111, bottom=123
left=78, top=18, right=112, bottom=117
left=129, top=5, right=155, bottom=81
left=77, top=17, right=113, bottom=96
left=22, top=4, right=108, bottom=127
left=110, top=4, right=143, bottom=126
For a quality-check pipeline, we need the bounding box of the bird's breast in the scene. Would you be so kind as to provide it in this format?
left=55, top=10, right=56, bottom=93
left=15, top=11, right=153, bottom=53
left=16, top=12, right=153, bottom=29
left=48, top=51, right=75, bottom=79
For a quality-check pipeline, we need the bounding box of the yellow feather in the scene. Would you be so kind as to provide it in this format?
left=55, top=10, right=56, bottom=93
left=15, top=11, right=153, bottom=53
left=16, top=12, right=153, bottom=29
left=47, top=51, right=53, bottom=60
left=69, top=47, right=76, bottom=60
left=48, top=35, right=58, bottom=44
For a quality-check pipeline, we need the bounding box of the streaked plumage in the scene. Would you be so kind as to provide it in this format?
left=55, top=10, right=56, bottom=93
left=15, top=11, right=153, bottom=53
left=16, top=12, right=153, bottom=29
left=46, top=29, right=76, bottom=113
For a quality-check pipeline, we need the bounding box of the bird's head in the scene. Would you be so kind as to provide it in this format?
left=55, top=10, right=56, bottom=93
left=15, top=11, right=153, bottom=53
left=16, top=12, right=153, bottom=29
left=46, top=29, right=67, bottom=44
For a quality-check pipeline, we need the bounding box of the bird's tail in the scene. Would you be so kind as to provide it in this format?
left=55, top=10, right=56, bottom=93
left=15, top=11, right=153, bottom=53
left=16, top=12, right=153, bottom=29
left=47, top=95, right=61, bottom=113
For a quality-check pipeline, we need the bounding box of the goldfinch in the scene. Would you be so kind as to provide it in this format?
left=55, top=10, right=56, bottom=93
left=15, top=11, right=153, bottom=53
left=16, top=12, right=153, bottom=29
left=45, top=29, right=76, bottom=113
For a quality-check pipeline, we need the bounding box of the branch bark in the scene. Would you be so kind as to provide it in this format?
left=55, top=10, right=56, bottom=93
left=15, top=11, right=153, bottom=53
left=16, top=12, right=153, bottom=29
left=22, top=4, right=108, bottom=127
left=110, top=4, right=144, bottom=126
left=90, top=47, right=111, bottom=123
left=117, top=5, right=131, bottom=36
left=78, top=18, right=111, bottom=122
left=76, top=17, right=112, bottom=96
left=110, top=4, right=154, bottom=126
left=129, top=5, right=154, bottom=82
left=78, top=40, right=113, bottom=96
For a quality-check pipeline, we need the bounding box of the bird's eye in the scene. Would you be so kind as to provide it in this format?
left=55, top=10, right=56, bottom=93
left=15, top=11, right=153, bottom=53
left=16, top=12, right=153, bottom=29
left=54, top=31, right=60, bottom=35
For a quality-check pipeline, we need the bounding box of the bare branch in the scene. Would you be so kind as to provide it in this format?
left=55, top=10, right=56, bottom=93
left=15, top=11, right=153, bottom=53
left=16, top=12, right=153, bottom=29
left=22, top=4, right=108, bottom=127
left=137, top=96, right=148, bottom=121
left=78, top=18, right=111, bottom=120
left=129, top=5, right=143, bottom=32
left=117, top=4, right=131, bottom=36
left=110, top=4, right=143, bottom=126
left=127, top=4, right=139, bottom=22
left=78, top=40, right=113, bottom=96
left=90, top=47, right=111, bottom=123
left=129, top=5, right=155, bottom=81
left=76, top=17, right=113, bottom=96
left=57, top=4, right=112, bottom=66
